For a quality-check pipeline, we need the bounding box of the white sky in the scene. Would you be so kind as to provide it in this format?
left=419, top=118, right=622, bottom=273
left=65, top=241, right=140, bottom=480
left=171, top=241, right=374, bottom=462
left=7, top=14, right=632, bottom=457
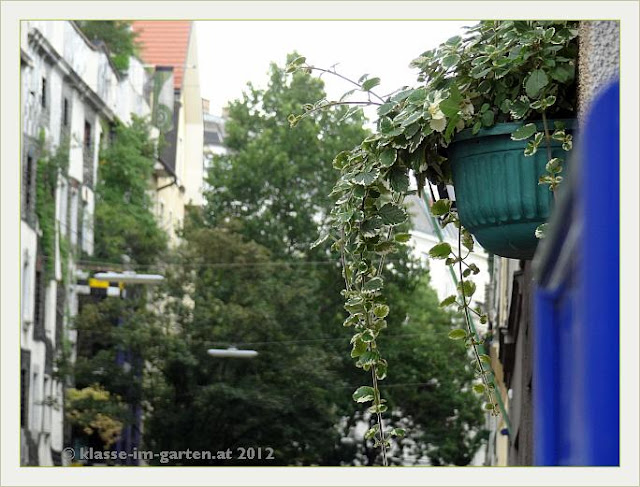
left=196, top=21, right=469, bottom=121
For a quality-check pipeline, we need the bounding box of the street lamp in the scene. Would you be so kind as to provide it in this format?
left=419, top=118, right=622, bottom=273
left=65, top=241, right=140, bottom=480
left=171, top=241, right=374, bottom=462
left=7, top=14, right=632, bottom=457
left=93, top=271, right=164, bottom=285
left=207, top=347, right=258, bottom=358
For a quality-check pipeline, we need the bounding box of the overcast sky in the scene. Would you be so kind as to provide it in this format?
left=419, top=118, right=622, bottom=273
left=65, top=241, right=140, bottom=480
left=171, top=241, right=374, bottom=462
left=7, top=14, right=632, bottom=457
left=196, top=21, right=469, bottom=121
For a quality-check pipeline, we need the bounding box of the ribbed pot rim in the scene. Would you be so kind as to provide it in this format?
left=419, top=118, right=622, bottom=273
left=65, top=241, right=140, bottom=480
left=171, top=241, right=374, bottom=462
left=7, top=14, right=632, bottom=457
left=451, top=118, right=576, bottom=143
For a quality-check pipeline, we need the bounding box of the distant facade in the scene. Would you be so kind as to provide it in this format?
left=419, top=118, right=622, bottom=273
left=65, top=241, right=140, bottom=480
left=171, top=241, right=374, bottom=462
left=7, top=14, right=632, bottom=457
left=19, top=21, right=152, bottom=465
left=202, top=98, right=227, bottom=190
left=131, top=21, right=204, bottom=243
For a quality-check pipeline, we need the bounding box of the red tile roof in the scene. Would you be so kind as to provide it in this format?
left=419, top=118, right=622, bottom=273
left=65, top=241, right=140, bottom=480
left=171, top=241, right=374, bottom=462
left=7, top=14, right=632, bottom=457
left=131, top=21, right=192, bottom=90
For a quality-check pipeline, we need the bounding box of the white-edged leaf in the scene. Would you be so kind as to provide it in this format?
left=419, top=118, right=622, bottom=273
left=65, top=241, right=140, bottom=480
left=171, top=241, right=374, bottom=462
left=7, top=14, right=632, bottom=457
left=353, top=386, right=376, bottom=403
left=378, top=203, right=407, bottom=225
left=428, top=242, right=452, bottom=259
left=510, top=123, right=537, bottom=141
left=310, top=232, right=329, bottom=249
left=362, top=277, right=384, bottom=293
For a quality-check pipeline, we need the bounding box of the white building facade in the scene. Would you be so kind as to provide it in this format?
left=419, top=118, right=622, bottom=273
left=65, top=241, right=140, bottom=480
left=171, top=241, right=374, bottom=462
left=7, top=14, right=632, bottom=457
left=20, top=20, right=152, bottom=465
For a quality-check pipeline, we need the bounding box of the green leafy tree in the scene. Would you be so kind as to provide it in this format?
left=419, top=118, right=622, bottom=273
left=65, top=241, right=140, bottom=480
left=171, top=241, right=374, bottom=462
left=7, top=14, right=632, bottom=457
left=144, top=220, right=346, bottom=464
left=144, top=55, right=371, bottom=463
left=75, top=20, right=139, bottom=73
left=93, top=116, right=167, bottom=266
left=142, top=55, right=485, bottom=465
left=68, top=116, right=167, bottom=452
left=204, top=53, right=369, bottom=257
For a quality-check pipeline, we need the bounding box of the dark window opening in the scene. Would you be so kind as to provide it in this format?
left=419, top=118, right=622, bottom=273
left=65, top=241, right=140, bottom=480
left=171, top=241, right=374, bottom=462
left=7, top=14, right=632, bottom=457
left=78, top=202, right=85, bottom=254
left=63, top=98, right=69, bottom=126
left=34, top=257, right=45, bottom=333
left=41, top=77, right=47, bottom=108
left=34, top=270, right=42, bottom=327
left=25, top=155, right=33, bottom=210
left=84, top=121, right=92, bottom=150
left=20, top=367, right=28, bottom=427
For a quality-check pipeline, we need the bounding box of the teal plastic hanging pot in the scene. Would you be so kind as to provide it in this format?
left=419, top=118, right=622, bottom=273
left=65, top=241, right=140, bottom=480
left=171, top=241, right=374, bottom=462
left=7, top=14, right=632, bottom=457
left=448, top=120, right=575, bottom=260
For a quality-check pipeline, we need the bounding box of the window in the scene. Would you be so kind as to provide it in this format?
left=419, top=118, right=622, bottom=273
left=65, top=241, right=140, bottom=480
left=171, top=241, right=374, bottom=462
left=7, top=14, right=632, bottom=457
left=21, top=254, right=31, bottom=322
left=20, top=367, right=28, bottom=427
left=78, top=201, right=85, bottom=253
left=43, top=376, right=51, bottom=433
left=84, top=121, right=92, bottom=150
left=69, top=188, right=78, bottom=248
left=41, top=77, right=46, bottom=108
left=30, top=370, right=39, bottom=431
left=25, top=155, right=34, bottom=211
left=33, top=263, right=44, bottom=333
left=62, top=98, right=69, bottom=126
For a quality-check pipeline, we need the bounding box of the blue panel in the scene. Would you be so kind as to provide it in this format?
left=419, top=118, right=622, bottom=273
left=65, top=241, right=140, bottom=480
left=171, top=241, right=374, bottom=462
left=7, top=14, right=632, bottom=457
left=533, top=288, right=559, bottom=464
left=533, top=81, right=619, bottom=466
left=579, top=81, right=619, bottom=465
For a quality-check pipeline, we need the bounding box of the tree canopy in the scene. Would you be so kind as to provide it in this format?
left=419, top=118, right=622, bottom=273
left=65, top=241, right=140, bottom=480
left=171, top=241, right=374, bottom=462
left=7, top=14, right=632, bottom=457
left=143, top=55, right=486, bottom=465
left=75, top=20, right=139, bottom=73
left=93, top=116, right=167, bottom=266
left=69, top=54, right=486, bottom=466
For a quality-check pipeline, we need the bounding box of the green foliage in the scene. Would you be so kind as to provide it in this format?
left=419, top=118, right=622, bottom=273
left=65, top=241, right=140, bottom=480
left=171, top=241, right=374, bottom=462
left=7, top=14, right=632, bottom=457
left=286, top=20, right=579, bottom=457
left=144, top=57, right=371, bottom=464
left=93, top=116, right=167, bottom=266
left=139, top=56, right=483, bottom=466
left=204, top=52, right=369, bottom=257
left=143, top=222, right=345, bottom=465
left=379, top=275, right=487, bottom=465
left=35, top=134, right=69, bottom=280
left=75, top=21, right=139, bottom=73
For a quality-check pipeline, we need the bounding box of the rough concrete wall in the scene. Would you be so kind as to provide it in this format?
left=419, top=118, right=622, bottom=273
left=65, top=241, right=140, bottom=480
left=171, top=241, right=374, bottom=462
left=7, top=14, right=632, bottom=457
left=578, top=21, right=620, bottom=121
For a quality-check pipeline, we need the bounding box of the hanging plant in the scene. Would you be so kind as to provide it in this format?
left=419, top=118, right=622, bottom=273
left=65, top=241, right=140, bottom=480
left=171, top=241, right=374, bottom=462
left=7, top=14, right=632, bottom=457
left=289, top=20, right=578, bottom=464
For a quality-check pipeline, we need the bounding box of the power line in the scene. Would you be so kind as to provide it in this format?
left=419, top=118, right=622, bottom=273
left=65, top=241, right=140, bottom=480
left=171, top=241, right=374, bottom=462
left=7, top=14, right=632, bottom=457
left=204, top=330, right=460, bottom=348
left=39, top=255, right=419, bottom=270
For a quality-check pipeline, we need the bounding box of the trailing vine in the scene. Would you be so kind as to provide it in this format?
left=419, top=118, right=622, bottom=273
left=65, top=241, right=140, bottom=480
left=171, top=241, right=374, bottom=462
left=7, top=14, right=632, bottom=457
left=35, top=132, right=70, bottom=280
left=290, top=20, right=578, bottom=462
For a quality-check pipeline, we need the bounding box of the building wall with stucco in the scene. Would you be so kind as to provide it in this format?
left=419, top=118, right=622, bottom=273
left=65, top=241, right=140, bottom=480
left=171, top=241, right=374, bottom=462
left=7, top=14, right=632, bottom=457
left=577, top=21, right=620, bottom=121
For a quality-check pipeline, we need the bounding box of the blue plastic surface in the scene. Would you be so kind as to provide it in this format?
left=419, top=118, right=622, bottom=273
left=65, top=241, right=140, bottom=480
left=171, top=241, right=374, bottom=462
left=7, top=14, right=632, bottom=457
left=533, top=81, right=619, bottom=466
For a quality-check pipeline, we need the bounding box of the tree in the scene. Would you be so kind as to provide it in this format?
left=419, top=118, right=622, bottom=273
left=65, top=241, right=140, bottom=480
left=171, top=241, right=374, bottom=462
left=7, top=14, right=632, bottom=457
left=93, top=116, right=167, bottom=266
left=75, top=21, right=139, bottom=73
left=143, top=55, right=371, bottom=464
left=67, top=116, right=167, bottom=455
left=143, top=220, right=347, bottom=464
left=204, top=53, right=369, bottom=257
left=142, top=55, right=485, bottom=465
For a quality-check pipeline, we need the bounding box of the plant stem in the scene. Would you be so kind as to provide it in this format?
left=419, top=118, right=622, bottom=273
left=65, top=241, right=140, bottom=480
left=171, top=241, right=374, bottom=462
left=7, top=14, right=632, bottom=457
left=541, top=111, right=559, bottom=198
left=306, top=66, right=387, bottom=103
left=541, top=111, right=553, bottom=163
left=457, top=228, right=495, bottom=411
left=370, top=361, right=388, bottom=466
left=340, top=228, right=352, bottom=292
left=356, top=186, right=388, bottom=466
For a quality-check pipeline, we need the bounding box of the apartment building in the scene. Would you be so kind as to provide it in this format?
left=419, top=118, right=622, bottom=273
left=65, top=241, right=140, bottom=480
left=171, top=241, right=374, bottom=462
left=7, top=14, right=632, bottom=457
left=131, top=21, right=204, bottom=242
left=19, top=20, right=152, bottom=465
